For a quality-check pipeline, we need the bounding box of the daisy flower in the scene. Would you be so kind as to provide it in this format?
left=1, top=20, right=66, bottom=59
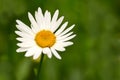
left=15, top=7, right=76, bottom=60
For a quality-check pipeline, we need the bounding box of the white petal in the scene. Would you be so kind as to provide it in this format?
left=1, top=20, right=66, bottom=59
left=59, top=24, right=75, bottom=37
left=51, top=47, right=61, bottom=59
left=53, top=43, right=65, bottom=51
left=57, top=32, right=73, bottom=40
left=33, top=46, right=42, bottom=59
left=28, top=12, right=39, bottom=33
left=52, top=10, right=59, bottom=23
left=62, top=42, right=73, bottom=47
left=38, top=7, right=44, bottom=18
left=25, top=47, right=36, bottom=57
left=35, top=11, right=41, bottom=29
left=17, top=41, right=36, bottom=48
left=25, top=51, right=34, bottom=57
left=16, top=20, right=33, bottom=35
left=35, top=12, right=42, bottom=30
left=58, top=41, right=73, bottom=47
left=51, top=16, right=64, bottom=32
left=16, top=37, right=33, bottom=42
left=16, top=47, right=28, bottom=52
left=15, top=31, right=34, bottom=39
left=55, top=22, right=68, bottom=36
left=59, top=34, right=76, bottom=42
left=43, top=48, right=52, bottom=58
left=44, top=10, right=51, bottom=29
left=36, top=7, right=46, bottom=30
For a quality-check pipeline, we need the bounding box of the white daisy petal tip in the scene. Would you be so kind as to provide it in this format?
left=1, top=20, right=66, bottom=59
left=15, top=31, right=17, bottom=34
left=60, top=16, right=64, bottom=20
left=16, top=43, right=20, bottom=46
left=33, top=55, right=39, bottom=60
left=47, top=54, right=52, bottom=59
left=16, top=49, right=21, bottom=53
left=51, top=48, right=62, bottom=59
left=72, top=24, right=75, bottom=27
left=15, top=7, right=76, bottom=60
left=56, top=9, right=59, bottom=12
left=16, top=25, right=19, bottom=28
left=52, top=9, right=59, bottom=20
left=28, top=12, right=33, bottom=20
left=66, top=42, right=74, bottom=47
left=57, top=55, right=62, bottom=60
left=25, top=53, right=31, bottom=57
left=16, top=19, right=20, bottom=24
left=73, top=34, right=76, bottom=38
left=55, top=9, right=59, bottom=15
left=33, top=53, right=40, bottom=60
left=38, top=7, right=42, bottom=11
left=42, top=48, right=52, bottom=58
left=54, top=53, right=62, bottom=60
left=71, top=25, right=75, bottom=30
left=28, top=12, right=31, bottom=16
left=66, top=21, right=68, bottom=24
left=28, top=12, right=34, bottom=20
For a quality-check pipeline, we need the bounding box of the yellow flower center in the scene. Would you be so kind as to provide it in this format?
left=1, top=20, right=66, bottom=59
left=35, top=30, right=56, bottom=48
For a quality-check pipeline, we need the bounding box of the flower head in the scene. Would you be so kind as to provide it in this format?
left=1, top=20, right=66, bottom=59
left=15, top=7, right=76, bottom=60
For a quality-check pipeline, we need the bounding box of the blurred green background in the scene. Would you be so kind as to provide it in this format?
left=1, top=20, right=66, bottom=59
left=0, top=0, right=120, bottom=80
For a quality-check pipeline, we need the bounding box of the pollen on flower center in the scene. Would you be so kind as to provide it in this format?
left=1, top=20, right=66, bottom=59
left=35, top=30, right=56, bottom=48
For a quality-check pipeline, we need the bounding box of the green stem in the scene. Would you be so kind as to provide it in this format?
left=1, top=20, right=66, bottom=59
left=37, top=53, right=44, bottom=80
